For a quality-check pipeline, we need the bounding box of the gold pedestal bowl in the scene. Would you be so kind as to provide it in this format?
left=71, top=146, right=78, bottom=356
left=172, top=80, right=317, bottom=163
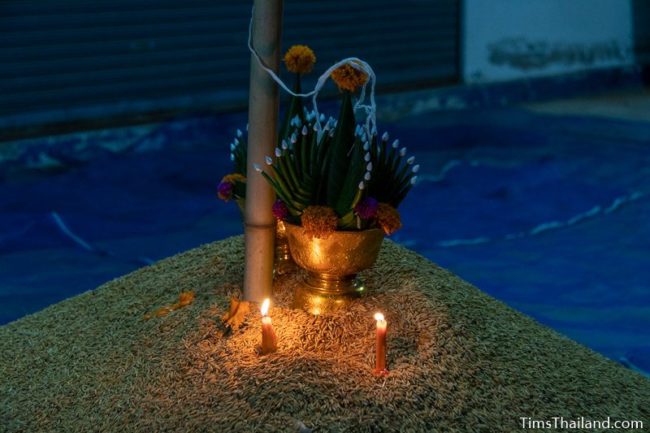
left=284, top=223, right=384, bottom=315
left=274, top=220, right=296, bottom=275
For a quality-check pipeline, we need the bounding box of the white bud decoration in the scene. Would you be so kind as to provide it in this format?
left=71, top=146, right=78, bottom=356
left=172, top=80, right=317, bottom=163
left=290, top=133, right=297, bottom=144
left=253, top=163, right=262, bottom=172
left=301, top=125, right=308, bottom=135
left=363, top=142, right=370, bottom=151
left=358, top=181, right=365, bottom=190
left=234, top=138, right=239, bottom=146
left=230, top=153, right=235, bottom=161
left=399, top=147, right=407, bottom=157
left=407, top=156, right=415, bottom=164
left=230, top=143, right=236, bottom=151
left=319, top=113, right=326, bottom=122
left=281, top=140, right=288, bottom=150
left=364, top=152, right=371, bottom=162
left=366, top=162, right=373, bottom=171
left=364, top=172, right=371, bottom=181
left=392, top=139, right=400, bottom=149
left=412, top=164, right=420, bottom=173
left=265, top=156, right=273, bottom=165
left=275, top=148, right=282, bottom=158
left=381, top=132, right=389, bottom=141
left=410, top=176, right=418, bottom=185
left=236, top=129, right=243, bottom=138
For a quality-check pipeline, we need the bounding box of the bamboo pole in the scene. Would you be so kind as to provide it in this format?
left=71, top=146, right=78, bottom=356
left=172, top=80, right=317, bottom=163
left=243, top=0, right=283, bottom=302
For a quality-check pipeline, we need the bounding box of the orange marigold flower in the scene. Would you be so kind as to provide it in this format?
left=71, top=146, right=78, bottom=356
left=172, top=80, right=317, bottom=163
left=376, top=203, right=402, bottom=235
left=301, top=206, right=338, bottom=238
left=283, top=45, right=316, bottom=74
left=222, top=173, right=246, bottom=184
left=331, top=62, right=368, bottom=92
left=218, top=173, right=246, bottom=201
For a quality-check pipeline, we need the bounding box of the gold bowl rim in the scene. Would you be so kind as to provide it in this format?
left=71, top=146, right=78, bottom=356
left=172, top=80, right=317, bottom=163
left=282, top=222, right=385, bottom=238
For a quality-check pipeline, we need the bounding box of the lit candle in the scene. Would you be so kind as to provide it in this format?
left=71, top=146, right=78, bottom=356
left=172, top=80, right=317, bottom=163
left=260, top=299, right=277, bottom=355
left=374, top=312, right=388, bottom=375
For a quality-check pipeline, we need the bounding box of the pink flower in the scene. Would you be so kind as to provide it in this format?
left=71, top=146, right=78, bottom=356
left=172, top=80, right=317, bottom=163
left=217, top=181, right=234, bottom=201
left=354, top=197, right=379, bottom=219
left=272, top=200, right=289, bottom=220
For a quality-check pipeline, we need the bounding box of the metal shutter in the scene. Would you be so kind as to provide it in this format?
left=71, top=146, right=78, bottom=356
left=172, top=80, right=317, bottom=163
left=633, top=0, right=650, bottom=65
left=0, top=0, right=459, bottom=138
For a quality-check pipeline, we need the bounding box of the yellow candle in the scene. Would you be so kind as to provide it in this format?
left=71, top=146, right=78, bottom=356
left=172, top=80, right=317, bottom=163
left=374, top=312, right=388, bottom=375
left=260, top=299, right=277, bottom=355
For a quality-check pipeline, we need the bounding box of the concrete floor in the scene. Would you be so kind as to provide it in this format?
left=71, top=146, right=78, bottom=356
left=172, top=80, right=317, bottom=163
left=527, top=88, right=650, bottom=122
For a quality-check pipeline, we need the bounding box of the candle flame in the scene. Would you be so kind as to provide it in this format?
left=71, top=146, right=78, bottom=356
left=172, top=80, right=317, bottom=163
left=261, top=298, right=270, bottom=316
left=374, top=312, right=384, bottom=322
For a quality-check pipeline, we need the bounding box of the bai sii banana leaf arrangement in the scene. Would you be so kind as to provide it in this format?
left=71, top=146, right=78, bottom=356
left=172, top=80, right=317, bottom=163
left=216, top=45, right=316, bottom=210
left=219, top=45, right=419, bottom=237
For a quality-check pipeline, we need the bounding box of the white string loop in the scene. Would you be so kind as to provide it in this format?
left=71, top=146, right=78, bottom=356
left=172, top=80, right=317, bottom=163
left=247, top=7, right=378, bottom=139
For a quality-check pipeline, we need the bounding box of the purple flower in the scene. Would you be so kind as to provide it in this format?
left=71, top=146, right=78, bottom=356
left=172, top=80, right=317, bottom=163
left=272, top=199, right=290, bottom=220
left=354, top=197, right=379, bottom=219
left=217, top=181, right=234, bottom=201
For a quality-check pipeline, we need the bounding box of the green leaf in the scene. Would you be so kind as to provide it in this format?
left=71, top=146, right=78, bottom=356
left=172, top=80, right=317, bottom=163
left=307, top=130, right=316, bottom=174
left=278, top=74, right=304, bottom=140
left=276, top=152, right=301, bottom=194
left=269, top=165, right=311, bottom=209
left=232, top=179, right=247, bottom=199
left=233, top=137, right=247, bottom=175
left=393, top=182, right=413, bottom=207
left=334, top=138, right=365, bottom=216
left=338, top=211, right=357, bottom=230
left=300, top=128, right=310, bottom=179
left=325, top=91, right=356, bottom=207
left=260, top=172, right=293, bottom=209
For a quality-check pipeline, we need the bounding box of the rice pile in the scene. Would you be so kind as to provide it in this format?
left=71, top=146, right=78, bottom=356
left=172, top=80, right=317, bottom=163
left=1, top=236, right=648, bottom=432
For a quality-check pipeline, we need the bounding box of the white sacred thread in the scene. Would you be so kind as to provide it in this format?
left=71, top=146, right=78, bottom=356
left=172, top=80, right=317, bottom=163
left=247, top=6, right=378, bottom=139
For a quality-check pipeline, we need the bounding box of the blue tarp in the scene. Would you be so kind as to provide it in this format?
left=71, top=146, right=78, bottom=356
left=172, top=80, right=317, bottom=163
left=1, top=107, right=649, bottom=374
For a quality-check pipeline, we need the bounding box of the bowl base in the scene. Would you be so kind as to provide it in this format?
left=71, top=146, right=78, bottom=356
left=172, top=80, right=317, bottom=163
left=293, top=272, right=366, bottom=315
left=274, top=243, right=296, bottom=276
left=274, top=220, right=296, bottom=276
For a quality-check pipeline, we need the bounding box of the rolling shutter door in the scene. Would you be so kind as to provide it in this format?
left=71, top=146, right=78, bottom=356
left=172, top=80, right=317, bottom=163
left=0, top=0, right=459, bottom=136
left=633, top=0, right=650, bottom=65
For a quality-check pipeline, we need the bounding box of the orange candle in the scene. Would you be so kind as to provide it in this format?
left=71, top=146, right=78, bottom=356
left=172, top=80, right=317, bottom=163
left=260, top=299, right=277, bottom=355
left=374, top=312, right=388, bottom=375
